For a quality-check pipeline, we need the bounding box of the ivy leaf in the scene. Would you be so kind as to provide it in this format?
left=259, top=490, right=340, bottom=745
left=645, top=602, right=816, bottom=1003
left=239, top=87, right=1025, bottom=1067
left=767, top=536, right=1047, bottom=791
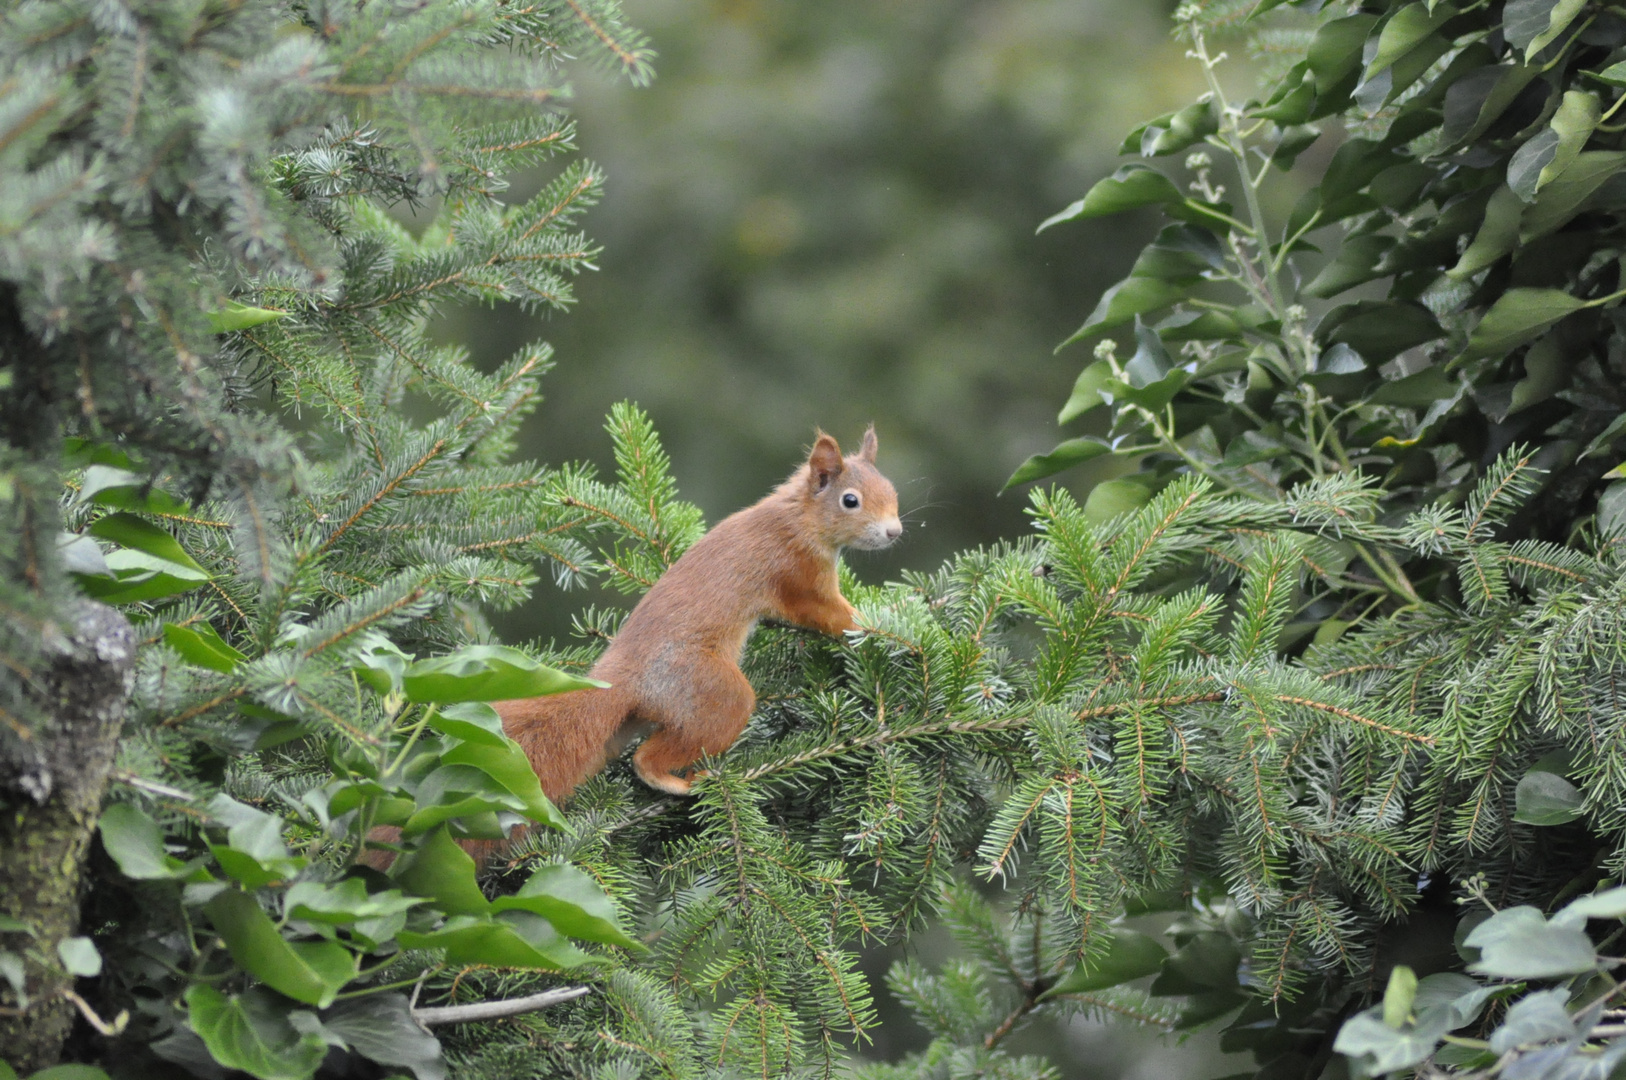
left=74, top=512, right=209, bottom=605
left=1037, top=165, right=1182, bottom=232
left=1586, top=61, right=1626, bottom=87
left=438, top=738, right=568, bottom=830
left=491, top=863, right=643, bottom=950
left=1057, top=363, right=1115, bottom=424
left=390, top=824, right=492, bottom=916
left=397, top=912, right=595, bottom=970
left=317, top=994, right=445, bottom=1080
left=204, top=890, right=358, bottom=1007
left=1060, top=276, right=1191, bottom=346
left=186, top=984, right=328, bottom=1080
left=1513, top=769, right=1583, bottom=825
left=1488, top=989, right=1574, bottom=1054
left=98, top=802, right=193, bottom=880
left=1306, top=14, right=1379, bottom=98
left=1518, top=151, right=1626, bottom=243
left=1556, top=886, right=1626, bottom=926
left=402, top=645, right=605, bottom=703
left=1083, top=478, right=1157, bottom=524
left=1465, top=906, right=1597, bottom=979
left=1042, top=929, right=1168, bottom=998
left=1451, top=184, right=1525, bottom=278
left=1368, top=366, right=1457, bottom=408
left=1003, top=437, right=1116, bottom=490
left=163, top=622, right=248, bottom=673
left=76, top=465, right=191, bottom=516
left=426, top=702, right=509, bottom=746
left=1504, top=0, right=1586, bottom=58
left=1458, top=288, right=1589, bottom=363
left=1149, top=932, right=1240, bottom=995
left=56, top=936, right=102, bottom=977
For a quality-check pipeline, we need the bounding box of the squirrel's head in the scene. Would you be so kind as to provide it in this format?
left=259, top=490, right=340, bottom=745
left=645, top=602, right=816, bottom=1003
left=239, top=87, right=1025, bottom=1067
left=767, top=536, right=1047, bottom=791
left=803, top=426, right=902, bottom=551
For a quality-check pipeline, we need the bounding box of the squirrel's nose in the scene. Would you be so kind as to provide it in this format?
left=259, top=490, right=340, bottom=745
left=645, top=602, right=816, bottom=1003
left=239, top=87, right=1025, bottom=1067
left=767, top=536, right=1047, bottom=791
left=884, top=520, right=903, bottom=540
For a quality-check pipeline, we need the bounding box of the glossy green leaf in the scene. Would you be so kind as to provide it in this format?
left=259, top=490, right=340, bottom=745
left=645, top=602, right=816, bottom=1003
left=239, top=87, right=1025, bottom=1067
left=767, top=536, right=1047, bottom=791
left=1320, top=302, right=1442, bottom=362
left=1587, top=60, right=1626, bottom=87
left=206, top=301, right=290, bottom=334
left=163, top=622, right=248, bottom=673
left=98, top=802, right=193, bottom=880
left=353, top=636, right=410, bottom=697
left=204, top=890, right=357, bottom=1007
left=56, top=936, right=101, bottom=977
left=76, top=465, right=191, bottom=516
left=88, top=512, right=206, bottom=572
left=402, top=645, right=604, bottom=704
left=1041, top=929, right=1168, bottom=998
left=1252, top=68, right=1315, bottom=125
left=58, top=532, right=110, bottom=577
left=1037, top=165, right=1182, bottom=232
left=1060, top=277, right=1191, bottom=347
left=1148, top=932, right=1240, bottom=995
left=427, top=702, right=509, bottom=746
left=1335, top=1006, right=1454, bottom=1074
left=1556, top=886, right=1626, bottom=926
left=1306, top=15, right=1379, bottom=97
left=1451, top=183, right=1525, bottom=278
left=1057, top=362, right=1113, bottom=424
left=1004, top=438, right=1116, bottom=490
left=1367, top=4, right=1455, bottom=80
left=491, top=862, right=642, bottom=949
left=397, top=912, right=595, bottom=970
left=390, top=825, right=490, bottom=916
left=1519, top=151, right=1626, bottom=242
left=1514, top=769, right=1583, bottom=825
left=1439, top=64, right=1542, bottom=151
left=26, top=1068, right=115, bottom=1080
left=186, top=984, right=327, bottom=1080
left=1508, top=332, right=1570, bottom=414
left=1368, top=366, right=1457, bottom=407
left=1465, top=905, right=1597, bottom=978
left=283, top=879, right=424, bottom=925
left=1141, top=100, right=1218, bottom=157
left=1458, top=288, right=1589, bottom=362
left=439, top=739, right=567, bottom=829
left=1172, top=989, right=1246, bottom=1030
left=1509, top=91, right=1599, bottom=202
left=1305, top=234, right=1395, bottom=297
left=317, top=994, right=446, bottom=1080
left=1083, top=478, right=1156, bottom=525
left=1504, top=0, right=1585, bottom=57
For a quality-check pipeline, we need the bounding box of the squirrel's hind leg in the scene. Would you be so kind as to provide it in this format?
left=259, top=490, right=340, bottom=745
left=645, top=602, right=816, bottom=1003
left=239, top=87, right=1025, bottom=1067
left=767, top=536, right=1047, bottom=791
left=632, top=655, right=754, bottom=795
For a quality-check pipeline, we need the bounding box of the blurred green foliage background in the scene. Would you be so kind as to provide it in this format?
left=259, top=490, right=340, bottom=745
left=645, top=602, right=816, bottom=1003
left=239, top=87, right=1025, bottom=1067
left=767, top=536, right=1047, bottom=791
left=434, top=0, right=1213, bottom=639
left=435, top=1, right=1256, bottom=1075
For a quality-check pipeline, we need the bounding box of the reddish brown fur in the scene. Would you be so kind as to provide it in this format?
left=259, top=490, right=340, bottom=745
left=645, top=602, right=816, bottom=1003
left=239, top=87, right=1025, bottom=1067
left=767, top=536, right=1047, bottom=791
left=363, top=429, right=900, bottom=870
left=502, top=427, right=901, bottom=804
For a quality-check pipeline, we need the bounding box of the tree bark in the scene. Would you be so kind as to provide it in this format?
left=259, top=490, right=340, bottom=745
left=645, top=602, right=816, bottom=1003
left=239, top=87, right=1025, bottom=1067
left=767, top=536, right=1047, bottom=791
left=0, top=600, right=135, bottom=1072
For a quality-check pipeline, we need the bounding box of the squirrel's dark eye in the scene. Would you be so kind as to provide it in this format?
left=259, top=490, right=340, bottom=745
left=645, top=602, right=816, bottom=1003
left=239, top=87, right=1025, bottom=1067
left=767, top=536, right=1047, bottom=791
left=842, top=492, right=860, bottom=509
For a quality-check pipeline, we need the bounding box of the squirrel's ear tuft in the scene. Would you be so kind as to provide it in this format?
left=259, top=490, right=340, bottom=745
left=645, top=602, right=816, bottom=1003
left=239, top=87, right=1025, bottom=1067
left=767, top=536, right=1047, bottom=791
left=858, top=425, right=878, bottom=462
left=808, top=432, right=843, bottom=491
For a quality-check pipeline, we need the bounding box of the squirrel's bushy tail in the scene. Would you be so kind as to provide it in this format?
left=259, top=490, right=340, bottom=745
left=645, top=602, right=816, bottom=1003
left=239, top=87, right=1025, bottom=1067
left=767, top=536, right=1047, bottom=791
left=498, top=683, right=633, bottom=804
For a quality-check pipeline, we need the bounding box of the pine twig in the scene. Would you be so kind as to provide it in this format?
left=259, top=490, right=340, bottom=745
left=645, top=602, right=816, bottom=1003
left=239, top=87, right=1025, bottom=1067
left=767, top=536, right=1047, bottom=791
left=412, top=985, right=591, bottom=1027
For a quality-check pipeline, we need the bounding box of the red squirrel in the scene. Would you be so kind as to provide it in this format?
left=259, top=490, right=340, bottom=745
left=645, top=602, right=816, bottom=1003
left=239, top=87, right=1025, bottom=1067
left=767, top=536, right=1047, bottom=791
left=499, top=426, right=902, bottom=801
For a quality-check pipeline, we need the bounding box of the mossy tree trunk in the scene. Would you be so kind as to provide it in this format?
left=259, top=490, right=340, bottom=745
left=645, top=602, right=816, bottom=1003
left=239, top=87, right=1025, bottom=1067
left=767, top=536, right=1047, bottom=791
left=0, top=601, right=134, bottom=1072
